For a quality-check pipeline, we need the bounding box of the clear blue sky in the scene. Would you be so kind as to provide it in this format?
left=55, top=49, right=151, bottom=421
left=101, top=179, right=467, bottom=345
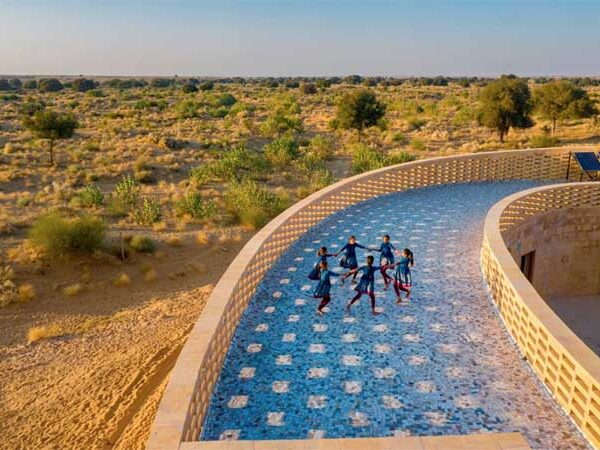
left=1, top=0, right=599, bottom=77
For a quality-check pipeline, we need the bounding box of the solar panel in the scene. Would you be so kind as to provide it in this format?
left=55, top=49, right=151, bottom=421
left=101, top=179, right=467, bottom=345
left=574, top=152, right=600, bottom=172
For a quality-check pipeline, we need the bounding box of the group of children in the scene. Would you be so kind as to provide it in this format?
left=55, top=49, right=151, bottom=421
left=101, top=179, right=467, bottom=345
left=308, top=235, right=414, bottom=315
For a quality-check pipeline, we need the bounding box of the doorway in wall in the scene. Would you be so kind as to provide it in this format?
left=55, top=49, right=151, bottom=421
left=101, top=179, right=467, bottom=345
left=520, top=250, right=535, bottom=282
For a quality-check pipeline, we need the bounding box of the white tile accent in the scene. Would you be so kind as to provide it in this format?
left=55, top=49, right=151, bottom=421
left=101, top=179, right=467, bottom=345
left=373, top=324, right=388, bottom=332
left=416, top=381, right=437, bottom=393
left=272, top=291, right=282, bottom=299
left=342, top=333, right=358, bottom=343
left=313, top=324, right=328, bottom=332
left=282, top=333, right=296, bottom=342
left=408, top=355, right=428, bottom=366
left=309, top=343, right=325, bottom=353
left=344, top=381, right=362, bottom=394
left=308, top=368, right=329, bottom=378
left=255, top=323, right=268, bottom=332
left=301, top=285, right=312, bottom=291
left=425, top=411, right=448, bottom=426
left=373, top=367, right=396, bottom=379
left=343, top=317, right=357, bottom=323
left=382, top=395, right=403, bottom=409
left=349, top=411, right=370, bottom=427
left=403, top=334, right=421, bottom=343
left=307, top=395, right=327, bottom=409
left=227, top=395, right=248, bottom=408
left=272, top=381, right=289, bottom=393
left=246, top=343, right=262, bottom=353
left=264, top=306, right=275, bottom=314
left=239, top=367, right=256, bottom=379
left=276, top=354, right=292, bottom=365
left=295, top=298, right=306, bottom=306
left=267, top=412, right=284, bottom=426
left=288, top=315, right=300, bottom=322
left=287, top=267, right=297, bottom=272
left=219, top=429, right=240, bottom=440
left=342, top=355, right=362, bottom=366
left=374, top=344, right=391, bottom=353
left=307, top=429, right=325, bottom=439
left=454, top=395, right=479, bottom=408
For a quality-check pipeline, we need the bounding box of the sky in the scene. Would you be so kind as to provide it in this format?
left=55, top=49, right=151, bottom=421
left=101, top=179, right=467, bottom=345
left=1, top=0, right=599, bottom=77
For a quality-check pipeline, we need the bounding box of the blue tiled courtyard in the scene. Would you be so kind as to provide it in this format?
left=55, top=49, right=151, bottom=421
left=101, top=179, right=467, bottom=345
left=201, top=182, right=589, bottom=449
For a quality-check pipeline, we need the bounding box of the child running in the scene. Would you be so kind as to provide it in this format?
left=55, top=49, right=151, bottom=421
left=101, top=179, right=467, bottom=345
left=308, top=246, right=333, bottom=280
left=335, top=235, right=368, bottom=283
left=342, top=255, right=386, bottom=315
left=387, top=248, right=414, bottom=304
left=313, top=261, right=341, bottom=315
left=371, top=234, right=397, bottom=288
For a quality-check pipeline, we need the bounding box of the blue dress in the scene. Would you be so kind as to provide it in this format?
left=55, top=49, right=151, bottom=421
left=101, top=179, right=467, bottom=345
left=339, top=242, right=366, bottom=269
left=308, top=253, right=332, bottom=280
left=378, top=242, right=396, bottom=265
left=354, top=265, right=381, bottom=293
left=395, top=256, right=412, bottom=286
left=314, top=269, right=340, bottom=297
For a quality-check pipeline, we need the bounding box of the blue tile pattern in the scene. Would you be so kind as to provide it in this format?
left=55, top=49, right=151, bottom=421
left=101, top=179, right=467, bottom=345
left=201, top=182, right=589, bottom=449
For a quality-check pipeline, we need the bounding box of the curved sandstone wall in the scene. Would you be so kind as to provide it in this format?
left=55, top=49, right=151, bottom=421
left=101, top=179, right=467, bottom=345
left=147, top=147, right=585, bottom=450
left=482, top=182, right=600, bottom=449
left=502, top=206, right=600, bottom=298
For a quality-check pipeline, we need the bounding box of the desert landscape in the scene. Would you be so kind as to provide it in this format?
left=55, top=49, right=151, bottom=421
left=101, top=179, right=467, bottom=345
left=0, top=75, right=599, bottom=449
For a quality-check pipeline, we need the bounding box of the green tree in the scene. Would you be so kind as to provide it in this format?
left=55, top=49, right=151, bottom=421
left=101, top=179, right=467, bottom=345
left=72, top=78, right=98, bottom=92
left=23, top=80, right=38, bottom=90
left=478, top=76, right=533, bottom=142
left=334, top=89, right=386, bottom=133
left=23, top=110, right=78, bottom=165
left=38, top=78, right=64, bottom=92
left=533, top=80, right=597, bottom=133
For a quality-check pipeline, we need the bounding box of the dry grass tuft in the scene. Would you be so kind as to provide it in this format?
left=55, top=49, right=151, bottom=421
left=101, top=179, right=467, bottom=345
left=63, top=283, right=83, bottom=297
left=27, top=324, right=64, bottom=344
left=197, top=231, right=212, bottom=245
left=18, top=284, right=36, bottom=303
left=166, top=236, right=183, bottom=247
left=152, top=221, right=168, bottom=232
left=113, top=273, right=131, bottom=287
left=143, top=268, right=158, bottom=282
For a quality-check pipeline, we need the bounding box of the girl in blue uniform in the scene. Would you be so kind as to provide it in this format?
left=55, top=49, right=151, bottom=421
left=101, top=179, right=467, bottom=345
left=308, top=247, right=333, bottom=280
left=335, top=235, right=368, bottom=283
left=342, top=255, right=384, bottom=314
left=387, top=248, right=414, bottom=304
left=313, top=261, right=341, bottom=315
left=371, top=234, right=397, bottom=288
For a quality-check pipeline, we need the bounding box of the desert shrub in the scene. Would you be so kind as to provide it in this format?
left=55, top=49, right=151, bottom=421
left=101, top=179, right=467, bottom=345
left=306, top=135, right=334, bottom=161
left=23, top=79, right=38, bottom=90
left=161, top=137, right=187, bottom=150
left=529, top=134, right=559, bottom=148
left=176, top=100, right=201, bottom=119
left=391, top=132, right=408, bottom=144
left=261, top=94, right=303, bottom=136
left=175, top=192, right=217, bottom=220
left=27, top=324, right=63, bottom=344
left=208, top=107, right=228, bottom=118
left=225, top=180, right=289, bottom=229
left=210, top=93, right=237, bottom=107
left=199, top=81, right=214, bottom=91
left=410, top=139, right=426, bottom=151
left=79, top=184, right=104, bottom=207
left=114, top=175, right=140, bottom=207
left=190, top=146, right=267, bottom=185
left=132, top=198, right=162, bottom=226
left=130, top=235, right=156, bottom=253
left=407, top=117, right=427, bottom=131
left=350, top=144, right=415, bottom=174
left=38, top=78, right=63, bottom=92
left=333, top=89, right=386, bottom=132
left=305, top=167, right=335, bottom=193
left=72, top=78, right=98, bottom=92
left=29, top=212, right=106, bottom=257
left=150, top=78, right=172, bottom=88
left=264, top=136, right=300, bottom=168
left=300, top=83, right=318, bottom=95
left=182, top=83, right=198, bottom=93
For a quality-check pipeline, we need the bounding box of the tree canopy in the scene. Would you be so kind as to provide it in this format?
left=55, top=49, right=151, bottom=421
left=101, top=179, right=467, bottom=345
left=478, top=76, right=533, bottom=142
left=38, top=78, right=64, bottom=92
left=23, top=110, right=78, bottom=165
left=533, top=80, right=597, bottom=133
left=334, top=89, right=386, bottom=133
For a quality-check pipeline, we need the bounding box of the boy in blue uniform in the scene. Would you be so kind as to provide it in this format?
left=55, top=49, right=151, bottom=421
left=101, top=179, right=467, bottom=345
left=313, top=261, right=341, bottom=315
left=371, top=234, right=397, bottom=288
left=342, top=255, right=385, bottom=315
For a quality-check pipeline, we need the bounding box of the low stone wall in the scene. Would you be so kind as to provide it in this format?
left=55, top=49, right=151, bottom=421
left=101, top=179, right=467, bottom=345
left=147, top=146, right=588, bottom=450
left=482, top=182, right=600, bottom=449
left=503, top=206, right=600, bottom=298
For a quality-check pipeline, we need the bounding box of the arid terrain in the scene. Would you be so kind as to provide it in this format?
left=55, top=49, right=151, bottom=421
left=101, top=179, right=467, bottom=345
left=0, top=76, right=598, bottom=450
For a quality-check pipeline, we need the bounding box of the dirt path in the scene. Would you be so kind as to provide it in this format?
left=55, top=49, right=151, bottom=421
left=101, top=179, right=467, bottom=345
left=0, top=230, right=251, bottom=450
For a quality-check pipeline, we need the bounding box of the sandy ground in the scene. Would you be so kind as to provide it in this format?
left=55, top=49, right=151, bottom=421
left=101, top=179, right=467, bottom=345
left=0, top=229, right=252, bottom=450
